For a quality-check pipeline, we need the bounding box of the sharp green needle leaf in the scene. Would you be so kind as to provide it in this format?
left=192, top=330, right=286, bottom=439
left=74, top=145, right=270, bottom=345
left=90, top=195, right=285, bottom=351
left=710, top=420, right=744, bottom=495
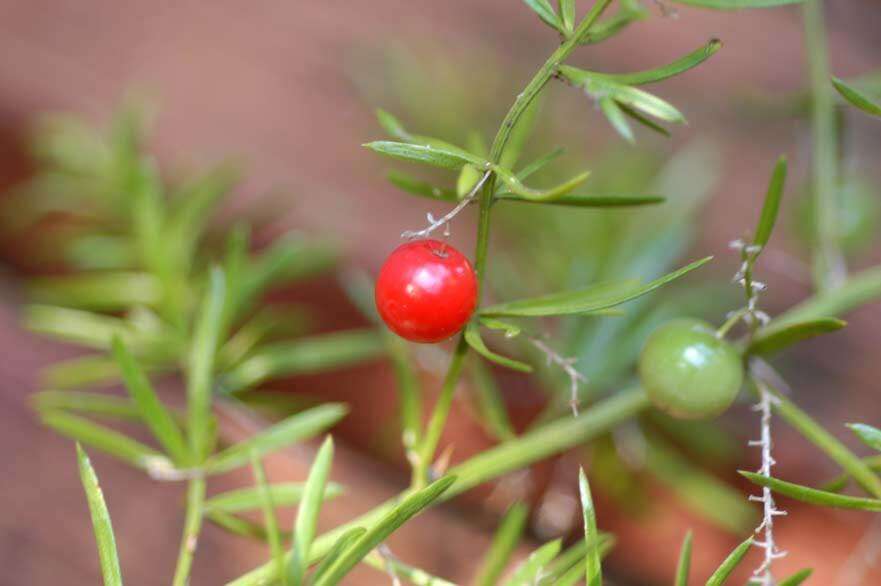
left=599, top=96, right=635, bottom=143
left=522, top=0, right=562, bottom=30
left=364, top=140, right=484, bottom=170
left=42, top=411, right=166, bottom=470
left=32, top=390, right=143, bottom=421
left=468, top=356, right=517, bottom=442
left=579, top=468, right=602, bottom=586
left=618, top=103, right=672, bottom=137
left=250, top=454, right=286, bottom=586
left=76, top=445, right=123, bottom=586
left=669, top=0, right=804, bottom=9
left=387, top=170, right=457, bottom=201
left=375, top=109, right=411, bottom=140
left=204, top=482, right=343, bottom=514
left=480, top=257, right=711, bottom=317
left=205, top=404, right=347, bottom=474
left=291, top=436, right=334, bottom=586
left=848, top=423, right=881, bottom=453
left=310, top=527, right=367, bottom=585
left=674, top=530, right=692, bottom=586
left=493, top=164, right=591, bottom=201
left=777, top=568, right=813, bottom=586
left=591, top=39, right=722, bottom=86
left=832, top=77, right=881, bottom=117
left=504, top=539, right=562, bottom=586
left=220, top=330, right=384, bottom=393
left=497, top=192, right=665, bottom=207
left=28, top=272, right=162, bottom=311
left=206, top=509, right=276, bottom=542
left=747, top=317, right=846, bottom=356
left=705, top=537, right=753, bottom=586
left=464, top=323, right=533, bottom=372
left=752, top=155, right=788, bottom=249
left=187, top=267, right=227, bottom=460
left=474, top=502, right=529, bottom=586
left=514, top=147, right=566, bottom=182
left=740, top=471, right=881, bottom=511
left=312, top=475, right=456, bottom=586
left=112, top=336, right=189, bottom=464
left=540, top=536, right=615, bottom=586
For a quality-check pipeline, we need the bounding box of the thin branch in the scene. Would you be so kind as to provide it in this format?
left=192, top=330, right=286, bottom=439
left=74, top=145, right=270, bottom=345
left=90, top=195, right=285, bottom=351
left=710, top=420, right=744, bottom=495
left=401, top=169, right=492, bottom=240
left=529, top=336, right=586, bottom=416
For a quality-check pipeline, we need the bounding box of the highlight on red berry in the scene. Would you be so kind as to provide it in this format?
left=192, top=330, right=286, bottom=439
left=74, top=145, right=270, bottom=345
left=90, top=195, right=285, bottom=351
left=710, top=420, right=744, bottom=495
left=375, top=239, right=478, bottom=343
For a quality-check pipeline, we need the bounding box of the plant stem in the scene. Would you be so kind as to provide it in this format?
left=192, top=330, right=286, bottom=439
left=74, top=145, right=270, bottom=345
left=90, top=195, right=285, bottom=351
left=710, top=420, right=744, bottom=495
left=227, top=387, right=649, bottom=586
left=413, top=0, right=615, bottom=489
left=172, top=477, right=207, bottom=586
left=803, top=0, right=845, bottom=291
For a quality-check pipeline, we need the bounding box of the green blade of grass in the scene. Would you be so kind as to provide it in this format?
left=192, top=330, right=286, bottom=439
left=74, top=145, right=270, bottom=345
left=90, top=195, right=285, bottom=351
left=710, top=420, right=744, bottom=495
left=592, top=39, right=722, bottom=86
left=778, top=568, right=813, bottom=586
left=187, top=267, right=227, bottom=460
left=670, top=0, right=803, bottom=9
left=251, top=454, right=286, bottom=586
left=705, top=537, right=753, bottom=586
left=310, top=527, right=367, bottom=585
left=752, top=155, right=787, bottom=250
left=832, top=77, right=881, bottom=117
left=76, top=444, right=123, bottom=586
left=204, top=482, right=344, bottom=514
left=364, top=140, right=484, bottom=170
left=579, top=468, right=602, bottom=586
left=32, top=391, right=142, bottom=421
left=312, top=476, right=456, bottom=586
left=28, top=271, right=162, bottom=311
left=504, top=539, right=562, bottom=586
left=112, top=336, right=188, bottom=464
left=474, top=502, right=529, bottom=586
left=747, top=317, right=846, bottom=356
left=740, top=471, right=881, bottom=511
left=205, top=404, right=346, bottom=475
left=848, top=423, right=881, bottom=452
left=496, top=192, right=665, bottom=207
left=464, top=323, right=533, bottom=373
left=291, top=437, right=335, bottom=586
left=674, top=530, right=692, bottom=586
left=468, top=356, right=517, bottom=442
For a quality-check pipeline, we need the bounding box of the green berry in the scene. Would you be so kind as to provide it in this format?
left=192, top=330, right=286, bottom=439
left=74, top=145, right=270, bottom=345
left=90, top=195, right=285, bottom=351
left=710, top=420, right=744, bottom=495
left=638, top=318, right=743, bottom=420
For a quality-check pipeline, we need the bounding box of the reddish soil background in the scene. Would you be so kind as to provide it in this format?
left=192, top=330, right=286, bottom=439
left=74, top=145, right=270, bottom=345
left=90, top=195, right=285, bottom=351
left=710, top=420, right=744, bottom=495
left=1, top=1, right=881, bottom=584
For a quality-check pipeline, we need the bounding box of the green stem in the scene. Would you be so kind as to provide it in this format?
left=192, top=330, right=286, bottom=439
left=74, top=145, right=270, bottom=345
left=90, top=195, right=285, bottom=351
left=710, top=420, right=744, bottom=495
left=412, top=0, right=615, bottom=489
left=803, top=0, right=845, bottom=291
left=172, top=478, right=207, bottom=586
left=227, top=387, right=649, bottom=586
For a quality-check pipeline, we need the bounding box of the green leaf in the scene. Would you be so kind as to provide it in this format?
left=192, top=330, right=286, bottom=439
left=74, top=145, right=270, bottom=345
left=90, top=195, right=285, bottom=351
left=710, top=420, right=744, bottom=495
left=599, top=96, right=634, bottom=143
left=593, top=39, right=722, bottom=86
left=674, top=531, right=692, bottom=586
left=76, top=445, right=123, bottom=586
left=561, top=67, right=685, bottom=123
left=493, top=165, right=591, bottom=202
left=220, top=330, right=384, bottom=393
left=310, top=527, right=367, bottom=585
left=205, top=404, right=346, bottom=474
left=204, top=482, right=343, bottom=514
left=42, top=411, right=165, bottom=470
left=187, top=267, right=226, bottom=460
left=464, top=323, right=533, bottom=373
left=522, top=0, right=562, bottom=30
left=251, top=454, right=286, bottom=586
left=579, top=0, right=648, bottom=45
left=747, top=317, right=845, bottom=356
left=740, top=471, right=881, bottom=511
left=387, top=170, right=457, bottom=201
left=618, top=103, right=672, bottom=137
left=468, top=356, right=517, bottom=442
left=291, top=436, right=334, bottom=586
left=28, top=272, right=162, bottom=311
left=579, top=468, right=602, bottom=586
left=386, top=335, right=424, bottom=451
left=474, top=503, right=529, bottom=586
left=833, top=77, right=881, bottom=117
left=112, top=336, right=189, bottom=464
left=514, top=147, right=565, bottom=182
left=504, top=539, right=562, bottom=586
left=364, top=140, right=484, bottom=170
left=670, top=0, right=803, bottom=9
left=559, top=0, right=576, bottom=33
left=705, top=537, right=753, bottom=586
left=498, top=192, right=664, bottom=207
left=753, top=155, right=788, bottom=249
left=375, top=109, right=410, bottom=140
left=206, top=509, right=275, bottom=541
left=778, top=568, right=813, bottom=586
left=480, top=257, right=711, bottom=317
left=848, top=423, right=881, bottom=453
left=541, top=536, right=615, bottom=586
left=25, top=304, right=163, bottom=351
left=312, top=475, right=456, bottom=586
left=32, top=391, right=142, bottom=421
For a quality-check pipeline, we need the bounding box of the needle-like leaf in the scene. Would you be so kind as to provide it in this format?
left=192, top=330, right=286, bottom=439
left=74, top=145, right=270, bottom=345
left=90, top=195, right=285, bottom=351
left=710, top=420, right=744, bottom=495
left=204, top=482, right=343, bottom=514
left=673, top=530, right=692, bottom=586
left=522, top=0, right=562, bottom=30
left=387, top=170, right=457, bottom=201
left=832, top=77, right=881, bottom=117
left=747, top=317, right=846, bottom=356
left=76, top=444, right=123, bottom=586
left=497, top=192, right=664, bottom=207
left=740, top=471, right=881, bottom=511
left=705, top=537, right=753, bottom=586
left=474, top=503, right=529, bottom=586
left=291, top=437, right=335, bottom=586
left=752, top=155, right=788, bottom=250
left=504, top=539, right=562, bottom=586
left=364, top=140, right=484, bottom=170
left=309, top=527, right=367, bottom=585
left=849, top=423, right=881, bottom=453
left=591, top=39, right=722, bottom=86
left=28, top=272, right=162, bottom=311
left=579, top=468, right=602, bottom=586
left=493, top=165, right=591, bottom=201
left=777, top=568, right=813, bottom=586
left=251, top=454, right=286, bottom=586
left=464, top=323, right=533, bottom=373
left=468, top=356, right=517, bottom=442
left=670, top=0, right=803, bottom=8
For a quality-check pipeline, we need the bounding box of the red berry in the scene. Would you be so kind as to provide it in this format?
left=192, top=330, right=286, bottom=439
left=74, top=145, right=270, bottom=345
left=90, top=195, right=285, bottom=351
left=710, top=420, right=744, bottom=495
left=375, top=239, right=478, bottom=343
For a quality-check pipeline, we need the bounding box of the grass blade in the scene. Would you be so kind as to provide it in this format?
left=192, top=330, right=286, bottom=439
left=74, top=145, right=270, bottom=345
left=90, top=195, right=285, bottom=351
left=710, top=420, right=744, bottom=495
left=832, top=77, right=881, bottom=117
left=28, top=272, right=161, bottom=311
left=674, top=530, right=692, bottom=586
left=112, top=336, right=188, bottom=464
left=592, top=39, right=722, bottom=85
left=187, top=267, right=226, bottom=460
left=504, top=539, right=562, bottom=586
left=251, top=454, right=286, bottom=586
left=468, top=356, right=517, bottom=442
left=778, top=568, right=813, bottom=586
left=364, top=140, right=483, bottom=170
left=387, top=170, right=457, bottom=201
left=747, top=317, right=846, bottom=356
left=705, top=537, right=752, bottom=585
left=522, top=0, right=562, bottom=30
left=740, top=471, right=881, bottom=511
left=310, top=527, right=367, bottom=585
left=205, top=404, right=346, bottom=474
left=474, top=503, right=529, bottom=586
left=312, top=476, right=456, bottom=586
left=32, top=391, right=142, bottom=421
left=497, top=192, right=664, bottom=207
left=579, top=468, right=602, bottom=586
left=493, top=165, right=590, bottom=202
left=514, top=147, right=565, bottom=182
left=204, top=482, right=343, bottom=514
left=670, top=0, right=803, bottom=9
left=480, top=257, right=711, bottom=317
left=291, top=437, right=335, bottom=586
left=849, top=423, right=881, bottom=452
left=76, top=444, right=123, bottom=586
left=464, top=323, right=533, bottom=373
left=753, top=155, right=787, bottom=249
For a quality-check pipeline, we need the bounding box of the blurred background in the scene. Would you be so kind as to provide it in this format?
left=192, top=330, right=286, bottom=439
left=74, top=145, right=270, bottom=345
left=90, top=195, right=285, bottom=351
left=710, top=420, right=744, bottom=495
left=1, top=0, right=880, bottom=584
